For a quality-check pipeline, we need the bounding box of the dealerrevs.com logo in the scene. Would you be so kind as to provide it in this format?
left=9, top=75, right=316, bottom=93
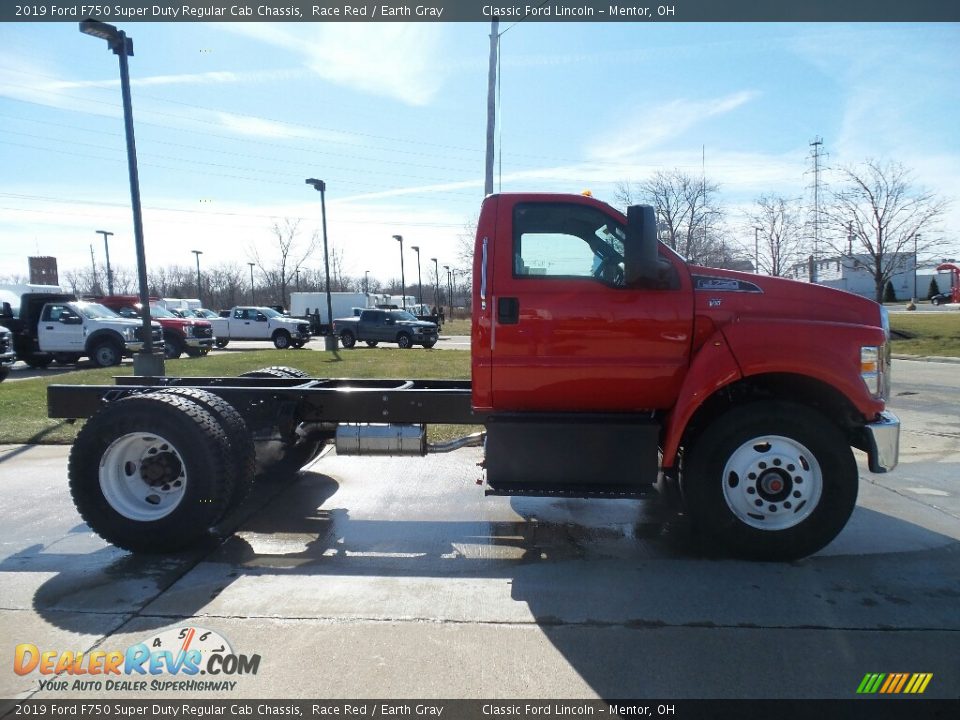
left=14, top=626, right=260, bottom=693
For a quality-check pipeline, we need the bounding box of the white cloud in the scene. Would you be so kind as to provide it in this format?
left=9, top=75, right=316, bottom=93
left=587, top=90, right=760, bottom=161
left=217, top=23, right=447, bottom=106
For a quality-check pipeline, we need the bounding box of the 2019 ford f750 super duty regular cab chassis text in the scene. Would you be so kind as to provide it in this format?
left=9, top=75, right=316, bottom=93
left=48, top=193, right=899, bottom=561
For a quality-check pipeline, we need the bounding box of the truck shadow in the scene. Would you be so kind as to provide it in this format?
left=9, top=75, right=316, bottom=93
left=7, top=466, right=960, bottom=698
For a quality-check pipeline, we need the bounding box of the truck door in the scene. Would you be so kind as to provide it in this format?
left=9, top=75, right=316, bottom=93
left=38, top=303, right=85, bottom=352
left=489, top=198, right=693, bottom=412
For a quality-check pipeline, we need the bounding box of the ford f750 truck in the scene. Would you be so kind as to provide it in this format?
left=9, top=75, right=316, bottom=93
left=48, top=193, right=899, bottom=561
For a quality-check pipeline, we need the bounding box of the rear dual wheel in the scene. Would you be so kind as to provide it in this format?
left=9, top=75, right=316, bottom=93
left=69, top=392, right=246, bottom=553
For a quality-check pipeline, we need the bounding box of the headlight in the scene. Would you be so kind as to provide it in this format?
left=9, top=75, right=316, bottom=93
left=184, top=325, right=195, bottom=338
left=414, top=327, right=423, bottom=334
left=123, top=328, right=134, bottom=341
left=861, top=345, right=889, bottom=400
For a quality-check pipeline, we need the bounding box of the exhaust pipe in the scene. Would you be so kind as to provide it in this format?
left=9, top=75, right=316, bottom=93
left=335, top=424, right=485, bottom=456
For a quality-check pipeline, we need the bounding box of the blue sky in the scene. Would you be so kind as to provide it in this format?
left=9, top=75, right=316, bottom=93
left=1, top=21, right=958, bottom=286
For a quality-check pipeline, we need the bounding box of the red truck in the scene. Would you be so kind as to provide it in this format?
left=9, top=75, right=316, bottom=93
left=48, top=193, right=899, bottom=561
left=93, top=295, right=215, bottom=359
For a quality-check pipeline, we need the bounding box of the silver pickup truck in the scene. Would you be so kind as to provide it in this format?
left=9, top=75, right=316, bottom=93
left=333, top=309, right=438, bottom=349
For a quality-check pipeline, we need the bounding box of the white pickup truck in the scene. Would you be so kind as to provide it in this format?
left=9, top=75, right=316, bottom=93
left=210, top=306, right=311, bottom=349
left=5, top=293, right=163, bottom=368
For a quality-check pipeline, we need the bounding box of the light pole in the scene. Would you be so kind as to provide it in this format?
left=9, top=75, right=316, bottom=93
left=80, top=19, right=161, bottom=374
left=393, top=235, right=406, bottom=310
left=753, top=226, right=762, bottom=274
left=96, top=230, right=114, bottom=295
left=364, top=270, right=370, bottom=295
left=430, top=258, right=440, bottom=314
left=444, top=265, right=452, bottom=320
left=305, top=178, right=337, bottom=350
left=410, top=245, right=423, bottom=310
left=191, top=250, right=203, bottom=306
left=247, top=262, right=256, bottom=304
left=914, top=233, right=920, bottom=301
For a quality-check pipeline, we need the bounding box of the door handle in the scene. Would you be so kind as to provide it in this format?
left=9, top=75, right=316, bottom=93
left=497, top=297, right=519, bottom=325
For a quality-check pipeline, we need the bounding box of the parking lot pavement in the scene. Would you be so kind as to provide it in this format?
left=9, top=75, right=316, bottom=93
left=1, top=358, right=958, bottom=701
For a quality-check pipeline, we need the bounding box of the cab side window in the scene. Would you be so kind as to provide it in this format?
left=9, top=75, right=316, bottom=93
left=513, top=203, right=626, bottom=286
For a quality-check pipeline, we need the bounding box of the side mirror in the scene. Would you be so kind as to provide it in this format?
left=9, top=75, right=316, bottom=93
left=385, top=317, right=395, bottom=325
left=624, top=204, right=659, bottom=287
left=61, top=315, right=83, bottom=325
left=256, top=313, right=267, bottom=322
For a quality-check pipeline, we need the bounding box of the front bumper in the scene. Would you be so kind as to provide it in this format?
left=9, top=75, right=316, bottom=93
left=0, top=352, right=15, bottom=367
left=864, top=411, right=900, bottom=473
left=185, top=338, right=215, bottom=349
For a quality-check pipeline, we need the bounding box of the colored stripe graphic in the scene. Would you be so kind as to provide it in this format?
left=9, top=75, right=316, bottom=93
left=857, top=673, right=932, bottom=694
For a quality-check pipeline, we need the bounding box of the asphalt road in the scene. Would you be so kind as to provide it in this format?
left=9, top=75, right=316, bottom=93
left=0, top=359, right=957, bottom=703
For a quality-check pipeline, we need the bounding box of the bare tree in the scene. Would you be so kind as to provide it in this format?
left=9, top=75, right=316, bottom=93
left=616, top=170, right=725, bottom=265
left=747, top=194, right=807, bottom=276
left=824, top=159, right=950, bottom=302
left=251, top=219, right=319, bottom=308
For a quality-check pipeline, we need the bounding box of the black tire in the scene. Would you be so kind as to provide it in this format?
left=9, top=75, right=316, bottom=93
left=240, top=366, right=310, bottom=379
left=184, top=347, right=209, bottom=358
left=68, top=393, right=235, bottom=553
left=163, top=334, right=184, bottom=360
left=422, top=341, right=436, bottom=349
left=339, top=330, right=356, bottom=349
left=365, top=340, right=379, bottom=348
left=23, top=354, right=53, bottom=369
left=931, top=297, right=941, bottom=306
left=397, top=332, right=413, bottom=349
left=682, top=401, right=858, bottom=561
left=154, top=388, right=256, bottom=522
left=272, top=331, right=292, bottom=350
left=214, top=339, right=229, bottom=349
left=90, top=340, right=122, bottom=368
left=53, top=352, right=81, bottom=365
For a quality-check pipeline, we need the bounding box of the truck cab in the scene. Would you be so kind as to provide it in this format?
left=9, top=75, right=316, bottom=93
left=471, top=192, right=898, bottom=559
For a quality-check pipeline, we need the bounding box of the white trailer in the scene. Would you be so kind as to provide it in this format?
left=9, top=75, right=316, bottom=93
left=289, top=292, right=386, bottom=325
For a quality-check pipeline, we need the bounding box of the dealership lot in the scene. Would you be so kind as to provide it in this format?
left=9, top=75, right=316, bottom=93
left=0, top=358, right=957, bottom=701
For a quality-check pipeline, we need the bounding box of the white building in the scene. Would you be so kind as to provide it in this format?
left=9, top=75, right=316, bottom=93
left=784, top=253, right=916, bottom=300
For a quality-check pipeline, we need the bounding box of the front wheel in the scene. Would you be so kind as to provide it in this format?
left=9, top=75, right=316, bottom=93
left=397, top=332, right=413, bottom=349
left=214, top=339, right=229, bottom=349
left=90, top=340, right=122, bottom=368
left=365, top=340, right=379, bottom=348
left=163, top=335, right=184, bottom=360
left=273, top=331, right=291, bottom=350
left=682, top=401, right=858, bottom=561
left=422, top=341, right=436, bottom=349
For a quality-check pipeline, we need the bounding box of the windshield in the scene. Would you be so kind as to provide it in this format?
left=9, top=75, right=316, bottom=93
left=389, top=310, right=418, bottom=322
left=195, top=308, right=219, bottom=319
left=258, top=307, right=283, bottom=318
left=73, top=302, right=120, bottom=320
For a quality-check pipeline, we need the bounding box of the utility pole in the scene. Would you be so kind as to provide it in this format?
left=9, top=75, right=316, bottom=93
left=97, top=230, right=114, bottom=295
left=808, top=137, right=825, bottom=273
left=89, top=244, right=100, bottom=293
left=484, top=18, right=499, bottom=196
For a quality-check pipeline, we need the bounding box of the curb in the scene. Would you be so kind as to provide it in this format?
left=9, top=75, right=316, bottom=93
left=892, top=354, right=960, bottom=365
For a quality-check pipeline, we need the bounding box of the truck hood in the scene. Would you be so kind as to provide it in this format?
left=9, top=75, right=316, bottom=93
left=688, top=266, right=884, bottom=329
left=397, top=320, right=438, bottom=329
